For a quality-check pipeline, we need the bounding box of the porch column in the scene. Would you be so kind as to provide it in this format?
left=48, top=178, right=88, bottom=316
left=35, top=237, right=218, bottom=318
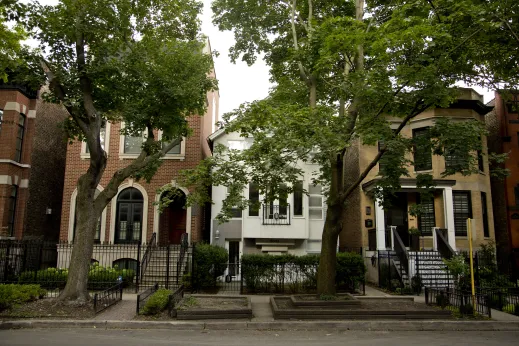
left=442, top=187, right=457, bottom=251
left=375, top=197, right=386, bottom=250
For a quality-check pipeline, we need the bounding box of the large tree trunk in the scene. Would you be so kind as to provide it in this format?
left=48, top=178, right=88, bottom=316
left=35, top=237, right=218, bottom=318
left=59, top=172, right=103, bottom=301
left=317, top=212, right=341, bottom=295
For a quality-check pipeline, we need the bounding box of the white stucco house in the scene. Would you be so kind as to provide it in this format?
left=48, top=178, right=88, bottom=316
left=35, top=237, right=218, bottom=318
left=207, top=129, right=326, bottom=266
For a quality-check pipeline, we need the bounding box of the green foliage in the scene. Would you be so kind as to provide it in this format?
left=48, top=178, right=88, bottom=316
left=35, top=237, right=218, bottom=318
left=502, top=303, right=519, bottom=316
left=411, top=275, right=423, bottom=295
left=443, top=255, right=470, bottom=290
left=241, top=252, right=365, bottom=293
left=192, top=244, right=229, bottom=289
left=489, top=294, right=508, bottom=309
left=141, top=288, right=171, bottom=315
left=436, top=293, right=449, bottom=309
left=476, top=241, right=515, bottom=288
left=319, top=294, right=337, bottom=301
left=18, top=265, right=135, bottom=290
left=0, top=284, right=46, bottom=311
left=459, top=303, right=474, bottom=315
left=182, top=273, right=192, bottom=290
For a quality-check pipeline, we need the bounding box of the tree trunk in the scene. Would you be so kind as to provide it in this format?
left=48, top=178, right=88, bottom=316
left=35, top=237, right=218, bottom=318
left=316, top=216, right=340, bottom=295
left=58, top=172, right=103, bottom=301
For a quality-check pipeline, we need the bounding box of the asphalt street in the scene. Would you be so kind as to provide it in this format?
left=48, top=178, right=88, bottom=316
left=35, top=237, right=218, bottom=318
left=1, top=329, right=518, bottom=346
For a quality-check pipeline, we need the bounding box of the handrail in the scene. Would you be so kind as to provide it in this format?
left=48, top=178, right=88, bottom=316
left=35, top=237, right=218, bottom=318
left=139, top=232, right=157, bottom=284
left=392, top=228, right=410, bottom=280
left=262, top=204, right=291, bottom=225
left=176, top=233, right=188, bottom=284
left=435, top=228, right=455, bottom=260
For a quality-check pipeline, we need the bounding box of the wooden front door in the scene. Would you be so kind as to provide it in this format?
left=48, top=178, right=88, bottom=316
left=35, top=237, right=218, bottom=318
left=169, top=208, right=186, bottom=244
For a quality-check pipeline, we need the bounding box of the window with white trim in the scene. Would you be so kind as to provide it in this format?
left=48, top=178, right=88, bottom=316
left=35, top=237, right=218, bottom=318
left=308, top=184, right=323, bottom=220
left=124, top=130, right=144, bottom=154
left=226, top=186, right=242, bottom=218
left=293, top=181, right=303, bottom=217
left=15, top=114, right=25, bottom=162
left=227, top=139, right=253, bottom=151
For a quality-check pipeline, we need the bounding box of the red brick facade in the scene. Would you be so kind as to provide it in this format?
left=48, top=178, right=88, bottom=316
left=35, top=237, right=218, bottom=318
left=0, top=87, right=67, bottom=240
left=59, top=89, right=219, bottom=245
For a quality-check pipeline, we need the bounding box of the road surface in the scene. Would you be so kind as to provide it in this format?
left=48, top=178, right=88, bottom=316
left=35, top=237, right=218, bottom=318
left=1, top=329, right=519, bottom=346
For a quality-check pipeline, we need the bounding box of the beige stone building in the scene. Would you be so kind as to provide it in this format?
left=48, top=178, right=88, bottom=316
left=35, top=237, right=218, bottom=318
left=341, top=89, right=496, bottom=285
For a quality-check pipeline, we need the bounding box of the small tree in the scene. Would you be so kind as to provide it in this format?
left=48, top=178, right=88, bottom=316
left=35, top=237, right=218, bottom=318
left=6, top=0, right=217, bottom=302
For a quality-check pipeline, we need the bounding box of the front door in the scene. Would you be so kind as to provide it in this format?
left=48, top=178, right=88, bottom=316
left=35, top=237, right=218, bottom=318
left=116, top=202, right=143, bottom=243
left=169, top=208, right=186, bottom=244
left=385, top=193, right=409, bottom=247
left=228, top=241, right=240, bottom=276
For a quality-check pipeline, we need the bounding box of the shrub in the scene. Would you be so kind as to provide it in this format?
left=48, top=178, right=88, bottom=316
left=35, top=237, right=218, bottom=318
left=390, top=279, right=401, bottom=292
left=489, top=294, right=508, bottom=309
left=0, top=284, right=46, bottom=311
left=336, top=252, right=366, bottom=290
left=192, top=244, right=228, bottom=289
left=459, top=303, right=474, bottom=315
left=141, top=288, right=171, bottom=315
left=503, top=304, right=516, bottom=314
left=436, top=293, right=449, bottom=308
left=411, top=275, right=422, bottom=295
left=401, top=286, right=414, bottom=295
left=19, top=268, right=68, bottom=289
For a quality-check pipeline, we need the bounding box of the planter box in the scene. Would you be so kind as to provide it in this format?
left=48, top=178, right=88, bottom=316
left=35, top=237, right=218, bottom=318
left=290, top=293, right=361, bottom=307
left=176, top=295, right=252, bottom=320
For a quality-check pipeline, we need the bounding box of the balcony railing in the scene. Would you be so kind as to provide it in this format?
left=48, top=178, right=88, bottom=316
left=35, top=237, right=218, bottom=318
left=262, top=204, right=291, bottom=225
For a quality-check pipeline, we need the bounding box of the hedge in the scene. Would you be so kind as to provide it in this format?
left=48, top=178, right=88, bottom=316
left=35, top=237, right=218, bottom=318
left=141, top=288, right=171, bottom=315
left=192, top=244, right=228, bottom=289
left=18, top=264, right=135, bottom=290
left=241, top=252, right=366, bottom=293
left=0, top=284, right=46, bottom=311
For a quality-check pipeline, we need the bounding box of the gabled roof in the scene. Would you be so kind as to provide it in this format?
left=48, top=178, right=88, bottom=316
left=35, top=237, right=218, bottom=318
left=207, top=127, right=226, bottom=143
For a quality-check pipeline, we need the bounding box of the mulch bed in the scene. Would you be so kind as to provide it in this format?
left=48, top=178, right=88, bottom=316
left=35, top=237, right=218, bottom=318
left=0, top=298, right=95, bottom=319
left=275, top=297, right=437, bottom=311
left=178, top=296, right=248, bottom=310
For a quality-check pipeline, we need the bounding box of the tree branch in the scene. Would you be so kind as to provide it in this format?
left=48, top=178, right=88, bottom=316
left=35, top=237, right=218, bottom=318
left=338, top=102, right=429, bottom=205
left=426, top=0, right=442, bottom=23
left=503, top=19, right=519, bottom=45
left=290, top=0, right=308, bottom=81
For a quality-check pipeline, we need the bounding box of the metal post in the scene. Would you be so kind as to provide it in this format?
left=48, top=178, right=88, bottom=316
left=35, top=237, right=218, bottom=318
left=425, top=287, right=429, bottom=304
left=3, top=243, right=10, bottom=281
left=377, top=251, right=381, bottom=288
left=135, top=243, right=141, bottom=293
left=240, top=261, right=244, bottom=295
left=136, top=293, right=140, bottom=314
left=191, top=243, right=196, bottom=292
left=498, top=291, right=503, bottom=311
left=486, top=295, right=492, bottom=318
left=93, top=293, right=98, bottom=313
left=166, top=245, right=170, bottom=289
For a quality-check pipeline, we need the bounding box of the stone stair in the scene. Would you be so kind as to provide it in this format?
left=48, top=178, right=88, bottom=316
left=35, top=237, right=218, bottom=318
left=139, top=245, right=190, bottom=289
left=409, top=251, right=453, bottom=288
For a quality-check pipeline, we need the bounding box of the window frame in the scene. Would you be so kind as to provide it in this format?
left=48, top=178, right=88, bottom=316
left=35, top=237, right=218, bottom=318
left=14, top=113, right=25, bottom=163
left=412, top=127, right=432, bottom=172
left=0, top=109, right=3, bottom=136
left=81, top=121, right=111, bottom=158
left=119, top=122, right=147, bottom=158
left=481, top=192, right=490, bottom=238
left=115, top=187, right=144, bottom=244
left=225, top=186, right=243, bottom=219
left=308, top=184, right=324, bottom=220
left=158, top=130, right=186, bottom=160
left=417, top=194, right=435, bottom=236
left=453, top=191, right=472, bottom=237
left=248, top=183, right=260, bottom=217
left=293, top=181, right=304, bottom=217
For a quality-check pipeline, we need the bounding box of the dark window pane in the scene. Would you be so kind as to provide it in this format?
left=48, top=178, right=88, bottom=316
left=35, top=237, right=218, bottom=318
left=230, top=208, right=242, bottom=218
left=293, top=181, right=303, bottom=216
left=163, top=139, right=182, bottom=154
left=7, top=186, right=17, bottom=236
left=249, top=183, right=259, bottom=216
left=15, top=114, right=25, bottom=162
left=515, top=185, right=519, bottom=206
left=413, top=128, right=432, bottom=171
left=417, top=194, right=435, bottom=236
left=453, top=191, right=472, bottom=237
left=481, top=192, right=490, bottom=238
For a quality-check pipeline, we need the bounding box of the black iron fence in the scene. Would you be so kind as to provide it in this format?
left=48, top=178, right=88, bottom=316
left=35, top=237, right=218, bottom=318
left=93, top=283, right=123, bottom=314
left=425, top=287, right=492, bottom=318
left=0, top=241, right=57, bottom=281
left=475, top=287, right=519, bottom=315
left=136, top=282, right=158, bottom=314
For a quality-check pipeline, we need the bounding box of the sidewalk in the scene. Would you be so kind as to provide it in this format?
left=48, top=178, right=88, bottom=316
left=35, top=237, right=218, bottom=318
left=94, top=293, right=137, bottom=321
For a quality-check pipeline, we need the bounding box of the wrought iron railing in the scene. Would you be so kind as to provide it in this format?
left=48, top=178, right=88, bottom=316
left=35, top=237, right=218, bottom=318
left=168, top=285, right=185, bottom=317
left=136, top=282, right=159, bottom=314
left=392, top=228, right=409, bottom=281
left=139, top=232, right=157, bottom=287
left=385, top=227, right=393, bottom=249
left=93, top=283, right=123, bottom=314
left=425, top=286, right=492, bottom=318
left=176, top=233, right=188, bottom=284
left=262, top=204, right=291, bottom=225
left=435, top=228, right=455, bottom=260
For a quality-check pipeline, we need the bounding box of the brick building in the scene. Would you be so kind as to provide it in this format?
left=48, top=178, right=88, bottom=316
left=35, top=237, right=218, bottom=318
left=58, top=76, right=219, bottom=248
left=486, top=90, right=519, bottom=270
left=0, top=84, right=68, bottom=241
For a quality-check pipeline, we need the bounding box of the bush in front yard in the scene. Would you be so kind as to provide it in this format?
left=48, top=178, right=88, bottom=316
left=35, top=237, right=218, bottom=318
left=141, top=288, right=171, bottom=315
left=193, top=244, right=228, bottom=289
left=0, top=284, right=46, bottom=311
left=18, top=268, right=68, bottom=289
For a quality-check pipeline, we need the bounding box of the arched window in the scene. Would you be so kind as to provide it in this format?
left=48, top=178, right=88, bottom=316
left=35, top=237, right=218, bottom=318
left=113, top=258, right=138, bottom=272
left=116, top=187, right=143, bottom=244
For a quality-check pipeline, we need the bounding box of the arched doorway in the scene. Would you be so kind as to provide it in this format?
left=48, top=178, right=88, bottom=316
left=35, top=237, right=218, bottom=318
left=115, top=187, right=143, bottom=244
left=159, top=190, right=187, bottom=245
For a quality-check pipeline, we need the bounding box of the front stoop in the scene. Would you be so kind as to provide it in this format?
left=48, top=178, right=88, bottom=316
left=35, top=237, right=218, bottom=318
left=1, top=320, right=519, bottom=331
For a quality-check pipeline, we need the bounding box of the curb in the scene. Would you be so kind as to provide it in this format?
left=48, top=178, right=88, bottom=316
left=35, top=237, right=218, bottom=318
left=1, top=319, right=519, bottom=331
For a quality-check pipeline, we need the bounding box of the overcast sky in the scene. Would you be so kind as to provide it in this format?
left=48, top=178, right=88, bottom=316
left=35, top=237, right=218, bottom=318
left=26, top=0, right=492, bottom=115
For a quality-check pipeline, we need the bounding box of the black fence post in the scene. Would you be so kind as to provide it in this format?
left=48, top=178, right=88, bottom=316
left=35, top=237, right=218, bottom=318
left=498, top=291, right=503, bottom=311
left=3, top=243, right=10, bottom=281
left=377, top=251, right=381, bottom=288
left=486, top=295, right=492, bottom=319
left=191, top=243, right=196, bottom=292
left=136, top=293, right=141, bottom=314
left=37, top=243, right=43, bottom=271
left=166, top=245, right=170, bottom=289
left=135, top=243, right=141, bottom=293
left=93, top=293, right=98, bottom=313
left=425, top=287, right=429, bottom=304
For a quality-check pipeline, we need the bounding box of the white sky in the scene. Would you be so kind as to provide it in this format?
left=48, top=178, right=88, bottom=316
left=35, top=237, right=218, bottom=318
left=23, top=0, right=493, bottom=115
